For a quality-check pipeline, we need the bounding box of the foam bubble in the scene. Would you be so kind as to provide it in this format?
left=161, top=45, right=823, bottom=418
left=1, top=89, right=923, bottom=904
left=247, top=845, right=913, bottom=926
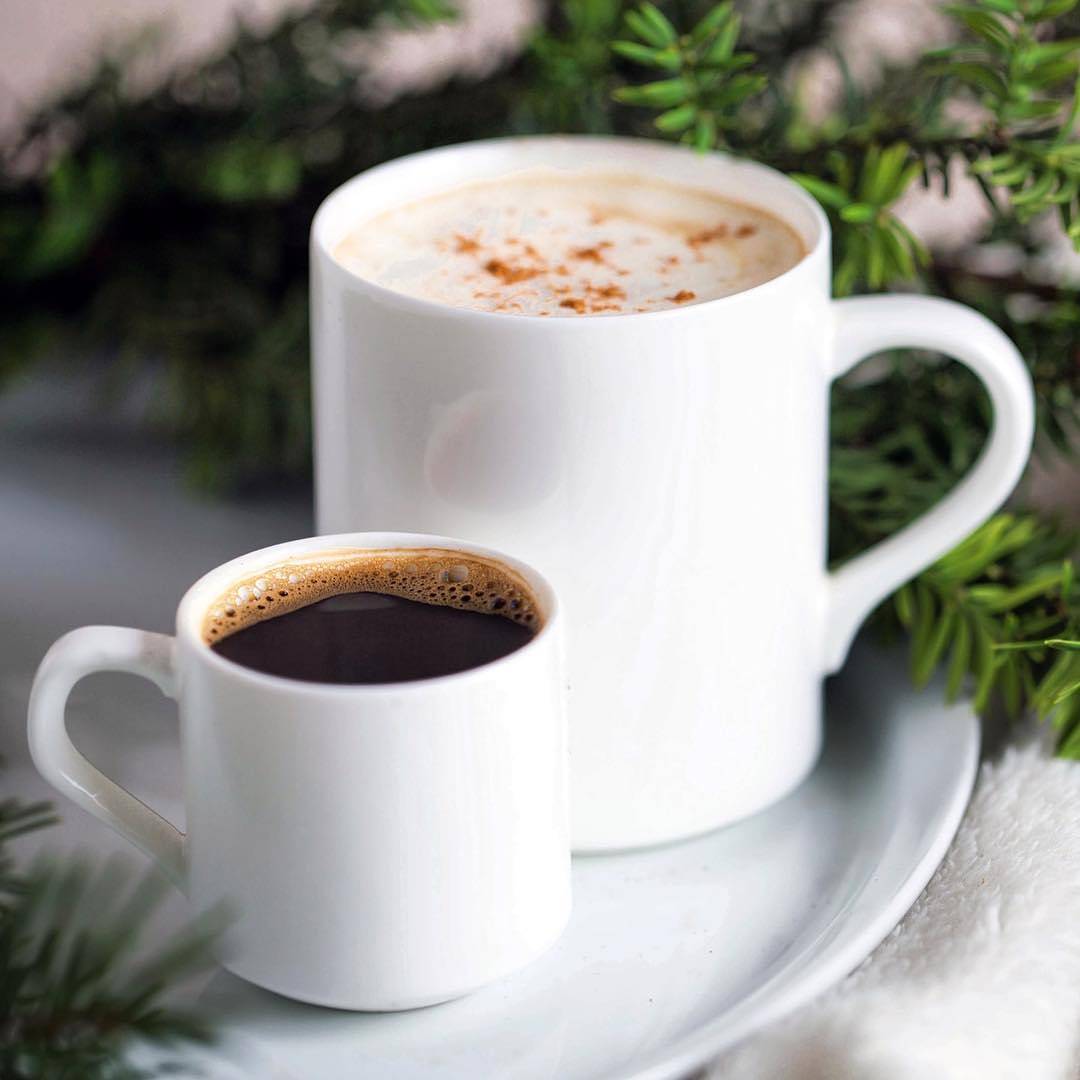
left=201, top=547, right=544, bottom=645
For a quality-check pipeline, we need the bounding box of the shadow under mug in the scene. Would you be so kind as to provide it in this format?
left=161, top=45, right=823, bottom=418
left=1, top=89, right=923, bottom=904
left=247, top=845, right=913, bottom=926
left=27, top=532, right=570, bottom=1011
left=311, top=135, right=1036, bottom=851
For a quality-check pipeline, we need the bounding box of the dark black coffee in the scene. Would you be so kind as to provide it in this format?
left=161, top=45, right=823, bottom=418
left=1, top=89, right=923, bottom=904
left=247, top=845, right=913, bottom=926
left=211, top=589, right=535, bottom=684
left=203, top=547, right=542, bottom=684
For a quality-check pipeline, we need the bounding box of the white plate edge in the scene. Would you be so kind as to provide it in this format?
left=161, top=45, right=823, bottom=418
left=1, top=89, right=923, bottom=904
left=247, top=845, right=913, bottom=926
left=625, top=707, right=981, bottom=1080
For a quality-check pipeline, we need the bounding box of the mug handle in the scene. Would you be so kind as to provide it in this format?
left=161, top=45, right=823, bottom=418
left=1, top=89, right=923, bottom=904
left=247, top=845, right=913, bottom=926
left=824, top=295, right=1035, bottom=674
left=27, top=626, right=186, bottom=888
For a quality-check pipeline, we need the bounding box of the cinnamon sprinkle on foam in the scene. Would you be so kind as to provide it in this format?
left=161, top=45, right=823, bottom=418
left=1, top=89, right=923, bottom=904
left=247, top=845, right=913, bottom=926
left=590, top=283, right=626, bottom=301
left=570, top=242, right=612, bottom=264
left=484, top=258, right=542, bottom=284
left=687, top=224, right=730, bottom=248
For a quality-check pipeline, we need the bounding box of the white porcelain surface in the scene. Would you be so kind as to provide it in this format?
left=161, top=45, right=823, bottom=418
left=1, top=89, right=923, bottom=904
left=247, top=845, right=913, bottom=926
left=187, top=646, right=979, bottom=1080
left=27, top=532, right=570, bottom=1011
left=311, top=135, right=1032, bottom=850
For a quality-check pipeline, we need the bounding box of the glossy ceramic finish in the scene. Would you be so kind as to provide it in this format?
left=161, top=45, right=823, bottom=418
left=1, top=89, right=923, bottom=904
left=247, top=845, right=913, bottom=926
left=27, top=532, right=570, bottom=1011
left=311, top=135, right=1032, bottom=851
left=188, top=648, right=979, bottom=1080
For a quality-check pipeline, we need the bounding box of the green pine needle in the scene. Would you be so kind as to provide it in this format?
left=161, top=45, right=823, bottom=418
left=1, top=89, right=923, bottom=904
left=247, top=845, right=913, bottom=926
left=888, top=513, right=1080, bottom=748
left=0, top=784, right=222, bottom=1079
left=612, top=1, right=766, bottom=146
left=0, top=851, right=221, bottom=1079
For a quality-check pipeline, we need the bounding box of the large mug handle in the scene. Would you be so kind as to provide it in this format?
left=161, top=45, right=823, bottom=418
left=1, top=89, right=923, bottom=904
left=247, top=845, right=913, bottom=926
left=27, top=626, right=186, bottom=887
left=825, top=295, right=1035, bottom=673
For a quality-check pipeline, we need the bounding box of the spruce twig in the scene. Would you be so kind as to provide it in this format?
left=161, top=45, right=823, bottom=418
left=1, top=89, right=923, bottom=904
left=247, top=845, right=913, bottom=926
left=0, top=775, right=220, bottom=1077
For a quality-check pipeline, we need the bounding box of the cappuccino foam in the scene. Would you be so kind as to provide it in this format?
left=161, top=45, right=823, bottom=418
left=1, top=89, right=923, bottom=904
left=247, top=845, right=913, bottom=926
left=202, top=548, right=542, bottom=646
left=333, top=169, right=805, bottom=316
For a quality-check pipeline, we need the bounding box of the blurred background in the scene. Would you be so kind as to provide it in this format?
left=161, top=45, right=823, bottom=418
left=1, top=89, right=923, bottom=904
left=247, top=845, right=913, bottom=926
left=0, top=0, right=1075, bottom=512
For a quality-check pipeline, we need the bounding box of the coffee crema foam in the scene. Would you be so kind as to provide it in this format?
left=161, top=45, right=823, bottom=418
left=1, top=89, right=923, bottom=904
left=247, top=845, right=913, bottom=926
left=202, top=548, right=542, bottom=646
left=334, top=169, right=805, bottom=316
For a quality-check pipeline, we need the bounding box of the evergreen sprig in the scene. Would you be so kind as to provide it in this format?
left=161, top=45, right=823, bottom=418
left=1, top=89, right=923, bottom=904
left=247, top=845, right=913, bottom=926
left=612, top=0, right=1080, bottom=287
left=932, top=0, right=1080, bottom=236
left=0, top=786, right=219, bottom=1078
left=2, top=859, right=218, bottom=1079
left=828, top=357, right=992, bottom=562
left=612, top=2, right=767, bottom=148
left=0, top=0, right=475, bottom=487
left=524, top=0, right=624, bottom=133
left=893, top=513, right=1080, bottom=753
left=794, top=144, right=929, bottom=294
left=0, top=795, right=57, bottom=899
left=933, top=261, right=1080, bottom=454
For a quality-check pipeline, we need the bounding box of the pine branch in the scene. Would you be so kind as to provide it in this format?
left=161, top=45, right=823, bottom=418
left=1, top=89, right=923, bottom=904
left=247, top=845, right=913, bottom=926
left=1, top=854, right=220, bottom=1079
left=0, top=0, right=509, bottom=489
left=520, top=0, right=625, bottom=134
left=612, top=2, right=768, bottom=149
left=929, top=0, right=1080, bottom=238
left=610, top=6, right=937, bottom=289
left=829, top=356, right=992, bottom=564
left=737, top=0, right=857, bottom=72
left=0, top=778, right=220, bottom=1078
left=931, top=259, right=1080, bottom=457
left=794, top=144, right=930, bottom=293
left=892, top=513, right=1080, bottom=753
left=610, top=1, right=1080, bottom=287
left=0, top=793, right=58, bottom=900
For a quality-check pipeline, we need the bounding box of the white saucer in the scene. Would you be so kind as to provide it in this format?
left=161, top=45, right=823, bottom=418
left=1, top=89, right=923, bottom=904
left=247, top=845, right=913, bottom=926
left=194, top=647, right=978, bottom=1079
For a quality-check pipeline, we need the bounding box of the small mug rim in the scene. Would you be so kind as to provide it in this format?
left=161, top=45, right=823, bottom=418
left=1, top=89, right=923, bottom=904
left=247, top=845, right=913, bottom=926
left=310, top=133, right=831, bottom=326
left=176, top=531, right=561, bottom=696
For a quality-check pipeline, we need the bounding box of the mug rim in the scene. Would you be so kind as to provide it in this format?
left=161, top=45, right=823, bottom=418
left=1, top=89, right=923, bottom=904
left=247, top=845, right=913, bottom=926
left=175, top=531, right=561, bottom=695
left=310, top=133, right=831, bottom=326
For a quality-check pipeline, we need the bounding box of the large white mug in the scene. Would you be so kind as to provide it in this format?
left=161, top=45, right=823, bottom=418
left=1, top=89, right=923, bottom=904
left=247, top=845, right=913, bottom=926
left=311, top=136, right=1035, bottom=851
left=28, top=532, right=570, bottom=1010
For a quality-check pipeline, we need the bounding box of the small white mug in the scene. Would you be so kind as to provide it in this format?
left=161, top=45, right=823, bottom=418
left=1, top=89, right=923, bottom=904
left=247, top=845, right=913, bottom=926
left=27, top=532, right=570, bottom=1011
left=311, top=135, right=1036, bottom=852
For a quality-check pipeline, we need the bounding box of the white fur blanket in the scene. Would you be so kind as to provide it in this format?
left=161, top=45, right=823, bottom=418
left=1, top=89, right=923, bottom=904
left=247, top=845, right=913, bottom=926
left=709, top=740, right=1080, bottom=1079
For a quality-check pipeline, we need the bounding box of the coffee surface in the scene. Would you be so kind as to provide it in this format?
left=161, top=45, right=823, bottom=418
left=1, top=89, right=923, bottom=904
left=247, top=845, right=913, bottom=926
left=333, top=169, right=804, bottom=316
left=212, top=591, right=534, bottom=684
left=203, top=548, right=541, bottom=684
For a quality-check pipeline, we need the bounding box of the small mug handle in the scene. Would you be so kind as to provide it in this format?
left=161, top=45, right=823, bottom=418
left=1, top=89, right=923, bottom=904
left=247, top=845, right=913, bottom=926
left=825, top=295, right=1035, bottom=673
left=27, top=626, right=186, bottom=887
